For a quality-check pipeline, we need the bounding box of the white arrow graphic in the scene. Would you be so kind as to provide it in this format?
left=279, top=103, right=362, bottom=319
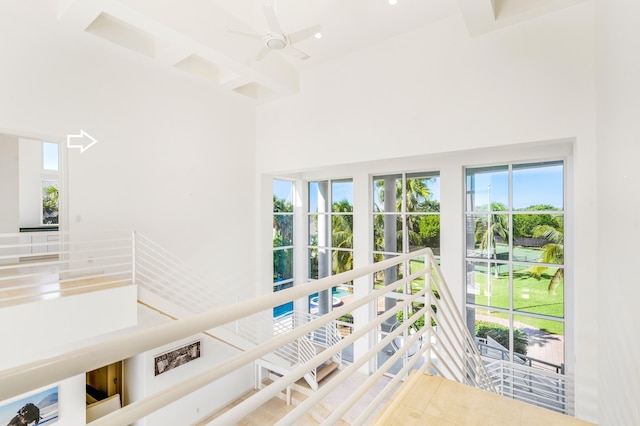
left=67, top=130, right=98, bottom=153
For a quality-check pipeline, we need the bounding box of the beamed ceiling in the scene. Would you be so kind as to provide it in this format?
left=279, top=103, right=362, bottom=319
left=55, top=0, right=587, bottom=102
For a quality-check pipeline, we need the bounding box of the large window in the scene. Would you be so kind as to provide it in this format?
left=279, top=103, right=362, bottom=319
left=465, top=161, right=565, bottom=372
left=307, top=179, right=353, bottom=315
left=372, top=172, right=441, bottom=284
left=372, top=172, right=440, bottom=375
left=273, top=180, right=294, bottom=317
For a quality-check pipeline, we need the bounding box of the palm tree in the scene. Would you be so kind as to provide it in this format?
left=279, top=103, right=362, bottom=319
left=373, top=177, right=436, bottom=251
left=475, top=203, right=509, bottom=278
left=332, top=200, right=353, bottom=274
left=531, top=225, right=564, bottom=293
left=42, top=185, right=59, bottom=224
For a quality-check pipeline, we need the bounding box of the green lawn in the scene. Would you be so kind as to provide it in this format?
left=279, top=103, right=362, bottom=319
left=470, top=268, right=564, bottom=335
left=372, top=257, right=564, bottom=336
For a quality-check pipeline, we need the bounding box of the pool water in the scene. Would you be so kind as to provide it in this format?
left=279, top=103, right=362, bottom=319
left=273, top=287, right=352, bottom=318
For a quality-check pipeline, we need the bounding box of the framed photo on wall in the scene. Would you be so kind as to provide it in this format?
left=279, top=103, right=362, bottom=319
left=0, top=386, right=59, bottom=425
left=154, top=340, right=201, bottom=376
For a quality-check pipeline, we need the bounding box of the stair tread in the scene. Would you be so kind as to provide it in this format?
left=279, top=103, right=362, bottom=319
left=316, top=361, right=339, bottom=382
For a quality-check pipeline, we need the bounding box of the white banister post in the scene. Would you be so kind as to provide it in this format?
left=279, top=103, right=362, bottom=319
left=425, top=253, right=432, bottom=374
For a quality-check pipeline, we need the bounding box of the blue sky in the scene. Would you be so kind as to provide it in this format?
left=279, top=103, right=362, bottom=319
left=274, top=164, right=561, bottom=211
left=43, top=142, right=59, bottom=170
left=468, top=163, right=563, bottom=210
left=0, top=387, right=57, bottom=424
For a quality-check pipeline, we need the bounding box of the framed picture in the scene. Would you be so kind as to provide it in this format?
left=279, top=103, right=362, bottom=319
left=0, top=386, right=59, bottom=425
left=154, top=340, right=201, bottom=376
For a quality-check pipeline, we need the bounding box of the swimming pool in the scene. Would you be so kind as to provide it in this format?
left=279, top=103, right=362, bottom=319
left=273, top=287, right=352, bottom=317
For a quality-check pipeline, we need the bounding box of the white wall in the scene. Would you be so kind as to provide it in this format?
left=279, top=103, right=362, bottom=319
left=596, top=1, right=640, bottom=425
left=0, top=1, right=257, bottom=299
left=0, top=285, right=137, bottom=369
left=18, top=138, right=46, bottom=227
left=256, top=5, right=595, bottom=174
left=257, top=2, right=599, bottom=423
left=125, top=334, right=252, bottom=426
left=0, top=1, right=258, bottom=424
left=0, top=135, right=19, bottom=234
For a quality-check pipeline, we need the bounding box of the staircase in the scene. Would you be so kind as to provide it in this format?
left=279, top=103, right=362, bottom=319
left=269, top=311, right=343, bottom=391
left=0, top=231, right=578, bottom=425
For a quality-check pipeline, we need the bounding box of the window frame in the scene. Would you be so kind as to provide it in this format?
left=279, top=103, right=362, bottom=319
left=464, top=159, right=567, bottom=372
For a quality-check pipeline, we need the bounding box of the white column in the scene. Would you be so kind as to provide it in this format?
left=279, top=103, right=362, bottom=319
left=293, top=178, right=308, bottom=313
left=351, top=171, right=372, bottom=373
left=317, top=181, right=331, bottom=314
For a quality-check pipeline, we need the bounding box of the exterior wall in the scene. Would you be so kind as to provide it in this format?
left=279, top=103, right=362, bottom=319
left=257, top=3, right=599, bottom=423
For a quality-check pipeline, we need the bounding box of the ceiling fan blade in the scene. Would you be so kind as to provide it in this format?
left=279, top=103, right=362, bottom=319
left=287, top=25, right=321, bottom=45
left=262, top=4, right=283, bottom=35
left=256, top=46, right=271, bottom=61
left=228, top=30, right=263, bottom=40
left=281, top=45, right=310, bottom=60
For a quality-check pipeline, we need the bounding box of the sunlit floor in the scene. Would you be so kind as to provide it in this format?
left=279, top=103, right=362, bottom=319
left=373, top=371, right=596, bottom=426
left=197, top=369, right=395, bottom=425
left=0, top=257, right=128, bottom=307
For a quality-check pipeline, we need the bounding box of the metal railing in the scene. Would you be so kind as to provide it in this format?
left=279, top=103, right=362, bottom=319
left=271, top=311, right=343, bottom=389
left=485, top=360, right=574, bottom=415
left=0, top=230, right=134, bottom=306
left=477, top=338, right=565, bottom=374
left=0, top=233, right=500, bottom=425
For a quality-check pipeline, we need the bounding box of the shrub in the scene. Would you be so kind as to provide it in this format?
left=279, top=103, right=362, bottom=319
left=475, top=321, right=528, bottom=356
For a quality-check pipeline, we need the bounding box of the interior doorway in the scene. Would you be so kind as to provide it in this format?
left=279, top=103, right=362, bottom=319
left=86, top=361, right=123, bottom=422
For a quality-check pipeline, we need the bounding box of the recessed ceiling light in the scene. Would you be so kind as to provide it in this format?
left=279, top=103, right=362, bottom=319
left=314, top=32, right=322, bottom=39
left=389, top=0, right=398, bottom=5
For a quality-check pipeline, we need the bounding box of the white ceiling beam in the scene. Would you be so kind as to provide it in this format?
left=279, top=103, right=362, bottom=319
left=456, top=0, right=497, bottom=37
left=58, top=0, right=299, bottom=98
left=458, top=0, right=589, bottom=36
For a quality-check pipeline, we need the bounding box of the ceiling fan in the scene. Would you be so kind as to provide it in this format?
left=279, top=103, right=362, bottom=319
left=229, top=3, right=321, bottom=61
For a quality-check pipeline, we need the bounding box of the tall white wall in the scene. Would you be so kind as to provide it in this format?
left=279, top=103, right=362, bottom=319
left=0, top=135, right=19, bottom=234
left=257, top=2, right=599, bottom=422
left=0, top=1, right=257, bottom=298
left=596, top=1, right=640, bottom=425
left=0, top=1, right=257, bottom=424
left=18, top=138, right=46, bottom=227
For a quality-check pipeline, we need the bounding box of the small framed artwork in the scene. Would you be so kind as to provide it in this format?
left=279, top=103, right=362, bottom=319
left=154, top=340, right=201, bottom=376
left=0, top=386, right=59, bottom=425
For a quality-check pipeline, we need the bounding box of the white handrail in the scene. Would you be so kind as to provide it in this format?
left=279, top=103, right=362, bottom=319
left=0, top=232, right=503, bottom=425
left=0, top=247, right=432, bottom=401
left=214, top=287, right=431, bottom=426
